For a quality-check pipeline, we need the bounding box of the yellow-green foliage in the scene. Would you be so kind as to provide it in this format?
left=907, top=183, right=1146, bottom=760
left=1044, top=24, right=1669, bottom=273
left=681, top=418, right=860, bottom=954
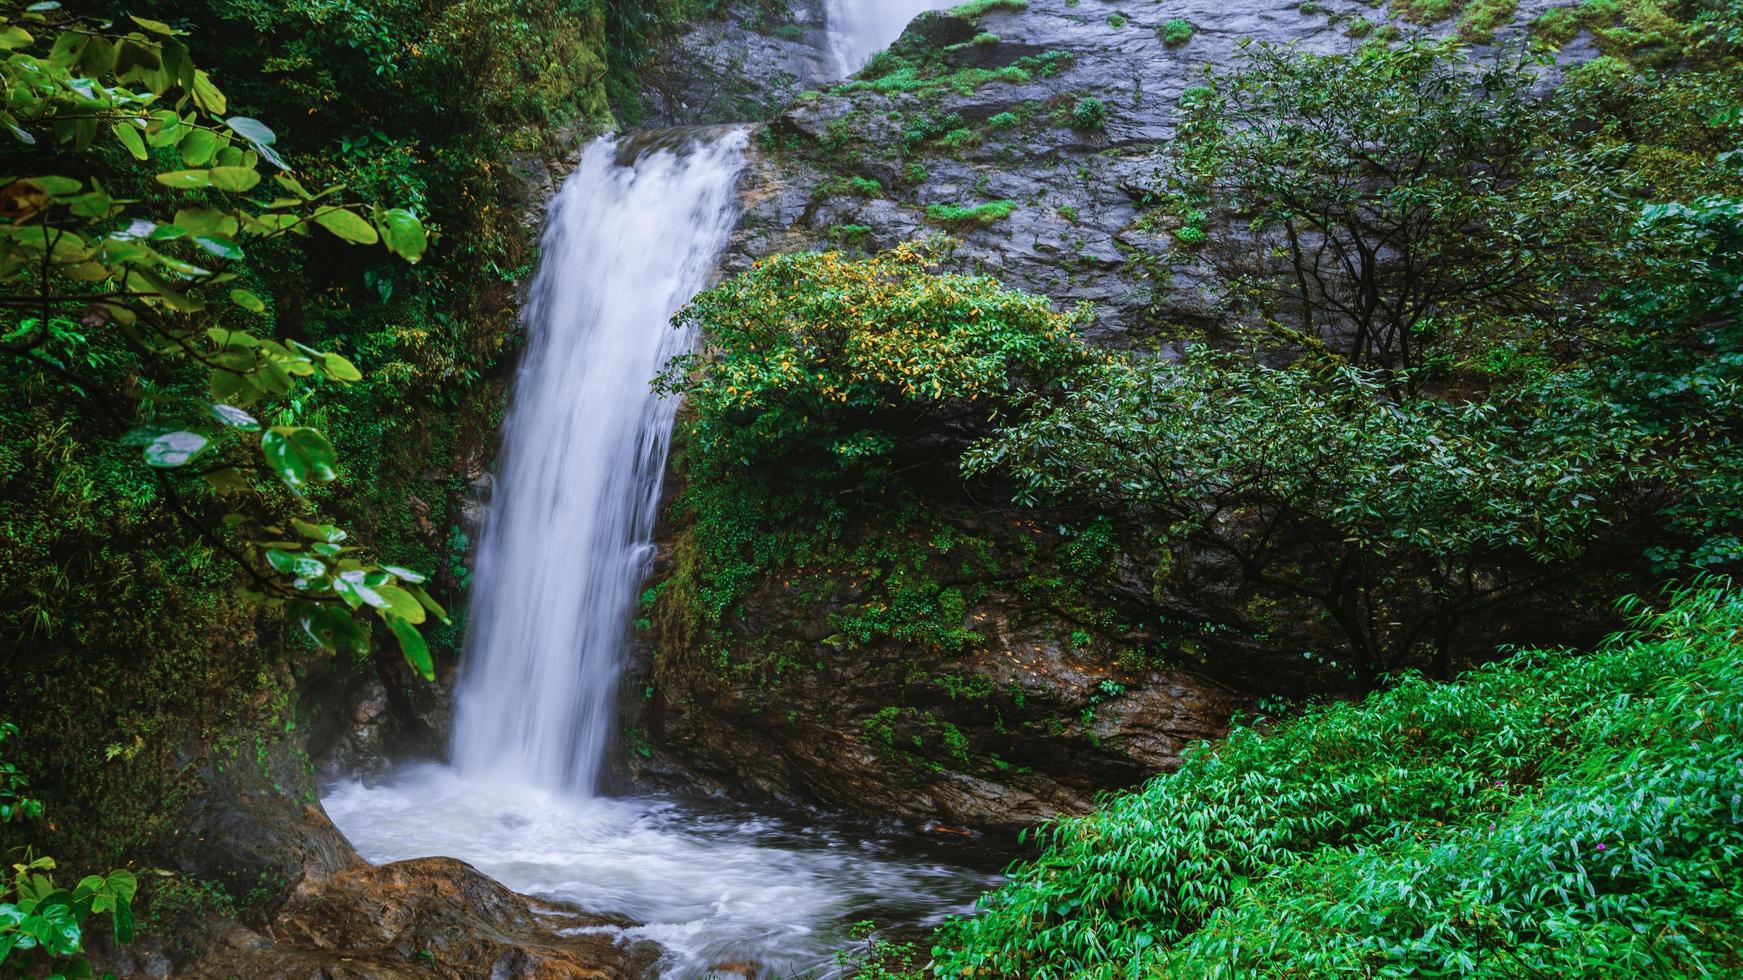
left=1530, top=0, right=1695, bottom=63
left=652, top=243, right=1092, bottom=645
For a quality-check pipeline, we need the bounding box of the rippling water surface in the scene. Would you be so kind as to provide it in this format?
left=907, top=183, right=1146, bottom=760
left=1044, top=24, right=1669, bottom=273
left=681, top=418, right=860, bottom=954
left=325, top=767, right=1002, bottom=978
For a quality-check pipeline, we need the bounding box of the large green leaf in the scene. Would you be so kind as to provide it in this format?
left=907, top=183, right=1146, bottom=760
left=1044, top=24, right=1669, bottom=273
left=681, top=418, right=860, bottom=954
left=228, top=288, right=266, bottom=313
left=313, top=208, right=379, bottom=245
left=376, top=208, right=426, bottom=263
left=207, top=166, right=260, bottom=192
left=112, top=122, right=147, bottom=161
left=225, top=115, right=285, bottom=169
left=387, top=616, right=435, bottom=681
left=320, top=351, right=362, bottom=382
left=260, top=426, right=338, bottom=488
left=265, top=548, right=326, bottom=580
left=177, top=129, right=219, bottom=166
left=154, top=169, right=210, bottom=189
left=292, top=599, right=368, bottom=655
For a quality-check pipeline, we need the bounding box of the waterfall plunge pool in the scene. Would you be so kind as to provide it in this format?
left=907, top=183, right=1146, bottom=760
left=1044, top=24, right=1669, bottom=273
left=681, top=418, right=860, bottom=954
left=324, top=765, right=1005, bottom=979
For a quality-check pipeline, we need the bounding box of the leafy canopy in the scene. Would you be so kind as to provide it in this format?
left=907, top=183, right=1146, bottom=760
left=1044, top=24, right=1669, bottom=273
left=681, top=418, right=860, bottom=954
left=0, top=2, right=443, bottom=677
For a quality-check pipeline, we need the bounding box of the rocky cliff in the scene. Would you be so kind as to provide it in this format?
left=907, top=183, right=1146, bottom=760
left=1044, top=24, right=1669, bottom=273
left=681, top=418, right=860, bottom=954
left=624, top=0, right=1579, bottom=827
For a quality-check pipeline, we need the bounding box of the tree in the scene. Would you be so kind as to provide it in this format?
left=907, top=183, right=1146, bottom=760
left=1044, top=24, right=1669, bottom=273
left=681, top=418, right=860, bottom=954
left=0, top=3, right=444, bottom=677
left=1165, top=41, right=1618, bottom=394
left=973, top=39, right=1743, bottom=677
left=967, top=348, right=1667, bottom=678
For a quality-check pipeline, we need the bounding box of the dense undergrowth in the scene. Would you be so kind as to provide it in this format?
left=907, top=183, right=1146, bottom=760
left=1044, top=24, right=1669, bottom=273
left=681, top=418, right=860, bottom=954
left=0, top=0, right=713, bottom=952
left=932, top=582, right=1743, bottom=977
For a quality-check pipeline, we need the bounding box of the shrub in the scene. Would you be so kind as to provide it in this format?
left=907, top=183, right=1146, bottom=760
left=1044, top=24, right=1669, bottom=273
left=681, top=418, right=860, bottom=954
left=1160, top=18, right=1195, bottom=44
left=925, top=200, right=1017, bottom=226
left=1069, top=96, right=1108, bottom=130
left=655, top=243, right=1092, bottom=623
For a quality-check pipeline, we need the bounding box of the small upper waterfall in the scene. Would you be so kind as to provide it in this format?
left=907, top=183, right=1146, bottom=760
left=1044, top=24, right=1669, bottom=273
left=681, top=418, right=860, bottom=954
left=450, top=131, right=749, bottom=794
left=822, top=0, right=957, bottom=75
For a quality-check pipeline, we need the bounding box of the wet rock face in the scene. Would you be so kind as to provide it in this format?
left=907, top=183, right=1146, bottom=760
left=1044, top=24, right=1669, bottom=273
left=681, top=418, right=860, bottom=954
left=724, top=0, right=1568, bottom=343
left=632, top=588, right=1244, bottom=827
left=632, top=0, right=1571, bottom=825
left=637, top=0, right=837, bottom=129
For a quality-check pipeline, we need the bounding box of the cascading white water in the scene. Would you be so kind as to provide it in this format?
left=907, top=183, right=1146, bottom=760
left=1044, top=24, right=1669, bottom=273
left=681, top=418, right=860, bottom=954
left=821, top=0, right=957, bottom=75
left=325, top=5, right=999, bottom=977
left=449, top=131, right=748, bottom=794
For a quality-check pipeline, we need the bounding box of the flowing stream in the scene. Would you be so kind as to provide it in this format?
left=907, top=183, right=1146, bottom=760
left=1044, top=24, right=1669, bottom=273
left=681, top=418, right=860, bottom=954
left=323, top=5, right=996, bottom=978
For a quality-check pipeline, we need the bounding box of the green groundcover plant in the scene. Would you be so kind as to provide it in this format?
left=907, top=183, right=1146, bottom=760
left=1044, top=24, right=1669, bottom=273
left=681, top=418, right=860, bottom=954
left=933, top=582, right=1743, bottom=977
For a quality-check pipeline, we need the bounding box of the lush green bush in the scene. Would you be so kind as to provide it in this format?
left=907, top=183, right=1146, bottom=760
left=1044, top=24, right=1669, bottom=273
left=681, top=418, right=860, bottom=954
left=934, top=582, right=1743, bottom=977
left=654, top=243, right=1093, bottom=630
left=1, top=721, right=138, bottom=974
left=0, top=0, right=699, bottom=879
left=966, top=37, right=1743, bottom=677
left=1159, top=18, right=1194, bottom=45
left=1068, top=96, right=1106, bottom=130
left=967, top=348, right=1692, bottom=678
left=925, top=200, right=1016, bottom=226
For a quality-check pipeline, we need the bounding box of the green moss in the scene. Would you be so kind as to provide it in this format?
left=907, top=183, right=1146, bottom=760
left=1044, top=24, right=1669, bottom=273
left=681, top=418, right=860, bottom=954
left=951, top=0, right=1029, bottom=18
left=925, top=199, right=1017, bottom=225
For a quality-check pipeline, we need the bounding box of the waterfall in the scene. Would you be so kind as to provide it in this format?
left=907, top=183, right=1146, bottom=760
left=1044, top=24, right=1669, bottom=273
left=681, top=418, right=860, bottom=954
left=822, top=0, right=957, bottom=75
left=325, top=7, right=999, bottom=977
left=450, top=131, right=749, bottom=795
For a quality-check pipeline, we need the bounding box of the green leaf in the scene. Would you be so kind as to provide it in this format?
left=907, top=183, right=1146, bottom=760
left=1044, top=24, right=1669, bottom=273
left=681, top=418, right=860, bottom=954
left=140, top=430, right=208, bottom=468
left=121, top=424, right=178, bottom=446
left=154, top=169, right=210, bottom=189
left=380, top=565, right=426, bottom=584
left=260, top=426, right=338, bottom=489
left=105, top=870, right=137, bottom=905
left=265, top=548, right=326, bottom=580
left=376, top=208, right=427, bottom=263
left=207, top=166, right=260, bottom=192
left=208, top=402, right=258, bottom=429
left=0, top=27, right=33, bottom=50
left=175, top=207, right=237, bottom=237
left=312, top=208, right=379, bottom=245
left=387, top=616, right=435, bottom=681
left=111, top=897, right=134, bottom=944
left=224, top=116, right=275, bottom=146
left=190, top=69, right=226, bottom=115
left=129, top=14, right=176, bottom=35
left=225, top=115, right=286, bottom=170
left=408, top=584, right=450, bottom=625
left=194, top=235, right=244, bottom=260
left=356, top=581, right=424, bottom=624
left=112, top=123, right=148, bottom=161
left=320, top=352, right=362, bottom=382
left=177, top=129, right=219, bottom=167
left=291, top=600, right=368, bottom=655
left=291, top=518, right=347, bottom=544
left=225, top=289, right=264, bottom=314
